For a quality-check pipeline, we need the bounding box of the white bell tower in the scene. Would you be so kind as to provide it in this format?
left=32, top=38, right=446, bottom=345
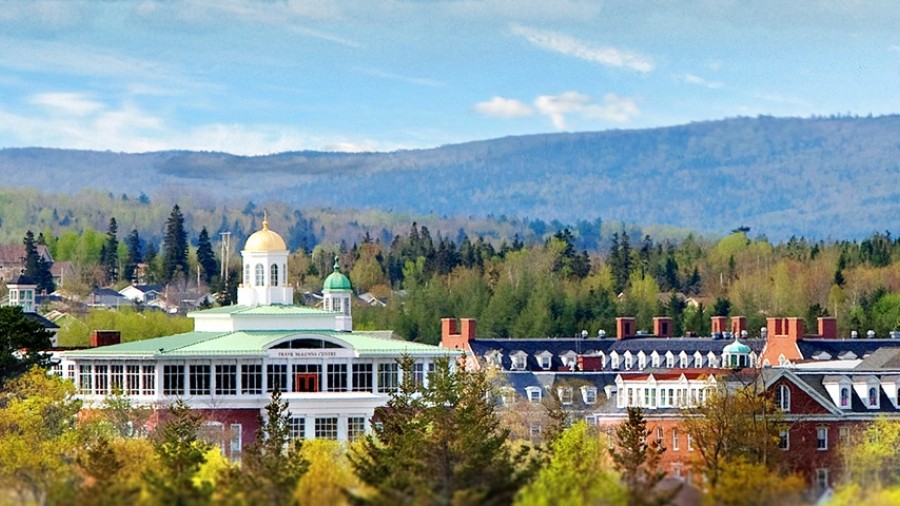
left=236, top=216, right=293, bottom=306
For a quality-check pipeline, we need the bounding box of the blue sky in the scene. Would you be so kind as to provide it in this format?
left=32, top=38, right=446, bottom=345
left=1, top=0, right=899, bottom=155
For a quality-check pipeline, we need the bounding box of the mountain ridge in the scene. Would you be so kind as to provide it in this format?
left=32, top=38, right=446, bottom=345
left=2, top=115, right=898, bottom=240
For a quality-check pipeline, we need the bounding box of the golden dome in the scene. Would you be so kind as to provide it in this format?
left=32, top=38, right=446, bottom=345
left=244, top=216, right=287, bottom=252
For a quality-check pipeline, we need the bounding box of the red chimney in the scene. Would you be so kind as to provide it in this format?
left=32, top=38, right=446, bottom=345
left=90, top=330, right=121, bottom=347
left=818, top=317, right=837, bottom=339
left=653, top=317, right=673, bottom=338
left=731, top=316, right=747, bottom=336
left=761, top=317, right=805, bottom=365
left=616, top=317, right=635, bottom=340
left=711, top=316, right=727, bottom=335
left=441, top=318, right=476, bottom=350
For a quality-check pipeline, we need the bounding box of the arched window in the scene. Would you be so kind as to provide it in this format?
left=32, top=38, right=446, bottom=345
left=244, top=264, right=250, bottom=285
left=282, top=263, right=287, bottom=285
left=840, top=387, right=850, bottom=407
left=868, top=387, right=878, bottom=407
left=270, top=264, right=279, bottom=286
left=777, top=384, right=791, bottom=412
left=255, top=264, right=264, bottom=286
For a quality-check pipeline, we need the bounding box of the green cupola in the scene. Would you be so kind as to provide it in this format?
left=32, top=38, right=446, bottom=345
left=323, top=258, right=352, bottom=292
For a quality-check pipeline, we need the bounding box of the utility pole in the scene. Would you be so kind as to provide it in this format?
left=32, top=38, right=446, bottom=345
left=219, top=231, right=232, bottom=285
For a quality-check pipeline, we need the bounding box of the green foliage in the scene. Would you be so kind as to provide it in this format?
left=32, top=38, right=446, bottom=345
left=350, top=357, right=536, bottom=506
left=145, top=399, right=213, bottom=505
left=23, top=230, right=55, bottom=293
left=609, top=407, right=675, bottom=506
left=196, top=227, right=218, bottom=285
left=515, top=421, right=626, bottom=506
left=163, top=204, right=190, bottom=282
left=56, top=307, right=193, bottom=347
left=0, top=306, right=52, bottom=386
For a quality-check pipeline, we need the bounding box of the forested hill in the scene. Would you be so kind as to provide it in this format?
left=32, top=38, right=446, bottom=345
left=2, top=115, right=898, bottom=240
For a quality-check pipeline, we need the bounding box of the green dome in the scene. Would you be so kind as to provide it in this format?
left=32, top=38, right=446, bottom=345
left=323, top=259, right=351, bottom=291
left=723, top=338, right=751, bottom=354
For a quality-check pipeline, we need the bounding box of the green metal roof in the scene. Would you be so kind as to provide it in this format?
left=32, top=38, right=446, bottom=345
left=723, top=339, right=751, bottom=354
left=323, top=260, right=352, bottom=291
left=63, top=329, right=454, bottom=359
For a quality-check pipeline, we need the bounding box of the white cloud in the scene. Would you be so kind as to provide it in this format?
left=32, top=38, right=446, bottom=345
left=29, top=92, right=104, bottom=116
left=0, top=93, right=393, bottom=155
left=510, top=24, right=653, bottom=72
left=355, top=68, right=444, bottom=88
left=534, top=91, right=639, bottom=129
left=475, top=96, right=534, bottom=118
left=890, top=45, right=900, bottom=53
left=678, top=74, right=724, bottom=89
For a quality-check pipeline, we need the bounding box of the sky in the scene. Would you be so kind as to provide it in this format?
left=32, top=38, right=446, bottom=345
left=1, top=0, right=899, bottom=155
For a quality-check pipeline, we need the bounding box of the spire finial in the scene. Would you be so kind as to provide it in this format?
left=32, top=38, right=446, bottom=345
left=333, top=255, right=340, bottom=272
left=262, top=210, right=269, bottom=230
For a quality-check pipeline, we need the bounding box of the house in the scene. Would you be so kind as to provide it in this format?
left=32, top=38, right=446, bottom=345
left=88, top=287, right=128, bottom=308
left=58, top=219, right=454, bottom=456
left=118, top=284, right=162, bottom=304
left=3, top=274, right=60, bottom=345
left=0, top=243, right=53, bottom=283
left=442, top=315, right=900, bottom=491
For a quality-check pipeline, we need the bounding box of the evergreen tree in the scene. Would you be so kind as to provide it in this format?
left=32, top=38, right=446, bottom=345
left=221, top=389, right=308, bottom=506
left=146, top=399, right=212, bottom=505
left=124, top=229, right=143, bottom=284
left=163, top=205, right=189, bottom=282
left=195, top=227, right=217, bottom=285
left=609, top=232, right=632, bottom=294
left=350, top=357, right=535, bottom=505
left=99, top=218, right=119, bottom=284
left=610, top=407, right=676, bottom=506
left=22, top=230, right=54, bottom=293
left=0, top=306, right=52, bottom=386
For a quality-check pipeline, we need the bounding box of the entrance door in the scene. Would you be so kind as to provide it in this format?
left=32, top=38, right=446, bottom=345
left=295, top=373, right=319, bottom=393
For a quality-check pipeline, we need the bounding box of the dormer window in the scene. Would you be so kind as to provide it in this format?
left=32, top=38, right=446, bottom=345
left=536, top=351, right=553, bottom=370
left=679, top=353, right=688, bottom=368
left=525, top=386, right=542, bottom=404
left=582, top=386, right=597, bottom=405
left=666, top=352, right=674, bottom=368
left=624, top=353, right=633, bottom=370
left=510, top=352, right=527, bottom=370
left=840, top=386, right=850, bottom=408
left=651, top=352, right=660, bottom=368
left=638, top=352, right=647, bottom=370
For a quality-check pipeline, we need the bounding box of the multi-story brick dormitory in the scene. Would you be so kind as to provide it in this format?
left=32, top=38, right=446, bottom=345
left=441, top=316, right=900, bottom=494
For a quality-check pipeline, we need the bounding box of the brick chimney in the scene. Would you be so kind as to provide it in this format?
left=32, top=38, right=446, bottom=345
left=653, top=317, right=673, bottom=338
left=711, top=316, right=727, bottom=335
left=731, top=316, right=747, bottom=337
left=90, top=330, right=121, bottom=347
left=616, top=317, right=635, bottom=340
left=761, top=317, right=805, bottom=365
left=441, top=318, right=476, bottom=350
left=817, top=317, right=837, bottom=339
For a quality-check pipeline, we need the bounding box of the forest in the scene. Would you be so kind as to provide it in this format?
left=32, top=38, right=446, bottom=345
left=1, top=114, right=899, bottom=240
left=6, top=194, right=898, bottom=346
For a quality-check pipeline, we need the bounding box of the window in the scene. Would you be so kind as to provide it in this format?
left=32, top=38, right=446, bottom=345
left=656, top=427, right=663, bottom=442
left=163, top=365, right=185, bottom=396
left=694, top=354, right=703, bottom=368
left=624, top=354, right=633, bottom=370
left=868, top=387, right=878, bottom=407
left=267, top=364, right=288, bottom=392
left=777, top=384, right=791, bottom=412
left=142, top=365, right=156, bottom=395
left=243, top=264, right=250, bottom=285
left=292, top=364, right=321, bottom=392
left=529, top=423, right=542, bottom=442
left=289, top=417, right=305, bottom=440
left=687, top=434, right=694, bottom=451
left=558, top=387, right=573, bottom=406
left=327, top=364, right=348, bottom=392
left=95, top=364, right=109, bottom=394
left=680, top=354, right=688, bottom=368
left=779, top=429, right=790, bottom=450
left=110, top=364, right=124, bottom=392
left=672, top=428, right=680, bottom=451
left=816, top=468, right=829, bottom=490
left=66, top=364, right=76, bottom=381
left=352, top=363, right=373, bottom=392
left=315, top=417, right=339, bottom=440
left=660, top=388, right=668, bottom=406
left=216, top=365, right=237, bottom=395
left=270, top=264, right=279, bottom=286
left=582, top=387, right=597, bottom=405
left=500, top=387, right=517, bottom=406
left=817, top=427, right=828, bottom=450
left=79, top=364, right=93, bottom=393
left=840, top=387, right=850, bottom=407
left=651, top=353, right=660, bottom=368
left=230, top=424, right=242, bottom=461
left=526, top=387, right=542, bottom=404
left=666, top=353, right=674, bottom=368
left=413, top=362, right=426, bottom=388
left=538, top=355, right=551, bottom=370
left=348, top=417, right=366, bottom=441
left=638, top=353, right=646, bottom=370
left=839, top=426, right=850, bottom=447
left=255, top=263, right=264, bottom=286
left=377, top=363, right=399, bottom=393
left=189, top=365, right=211, bottom=395
left=125, top=365, right=140, bottom=394
left=510, top=353, right=526, bottom=370
left=241, top=364, right=262, bottom=394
